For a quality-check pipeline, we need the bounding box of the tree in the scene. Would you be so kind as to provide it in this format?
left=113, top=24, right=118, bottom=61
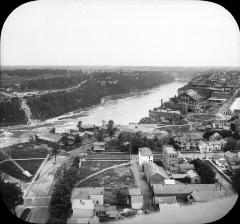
left=223, top=138, right=237, bottom=152
left=192, top=158, right=216, bottom=184
left=77, top=121, right=82, bottom=131
left=74, top=135, right=82, bottom=145
left=49, top=127, right=56, bottom=134
left=232, top=168, right=240, bottom=193
left=97, top=129, right=104, bottom=142
left=116, top=189, right=128, bottom=205
left=107, top=120, right=115, bottom=137
left=0, top=175, right=24, bottom=215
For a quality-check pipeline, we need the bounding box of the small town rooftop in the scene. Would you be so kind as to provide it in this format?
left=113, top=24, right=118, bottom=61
left=163, top=145, right=177, bottom=154
left=139, top=147, right=153, bottom=156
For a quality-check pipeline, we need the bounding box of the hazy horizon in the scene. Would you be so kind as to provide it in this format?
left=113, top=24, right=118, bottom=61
left=1, top=0, right=240, bottom=67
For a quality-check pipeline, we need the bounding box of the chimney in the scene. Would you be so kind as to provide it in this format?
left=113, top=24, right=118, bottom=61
left=161, top=99, right=163, bottom=107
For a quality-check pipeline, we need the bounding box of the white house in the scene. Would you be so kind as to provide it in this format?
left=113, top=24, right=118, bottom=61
left=198, top=140, right=210, bottom=152
left=129, top=188, right=143, bottom=210
left=93, top=142, right=105, bottom=151
left=71, top=199, right=95, bottom=218
left=72, top=187, right=104, bottom=205
left=138, top=147, right=153, bottom=168
left=208, top=141, right=222, bottom=151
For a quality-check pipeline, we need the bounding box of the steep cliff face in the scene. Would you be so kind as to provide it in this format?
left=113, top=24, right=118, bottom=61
left=0, top=71, right=174, bottom=126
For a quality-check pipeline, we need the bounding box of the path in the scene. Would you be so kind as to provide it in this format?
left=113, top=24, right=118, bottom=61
left=76, top=161, right=130, bottom=185
left=16, top=154, right=71, bottom=224
left=131, top=160, right=152, bottom=211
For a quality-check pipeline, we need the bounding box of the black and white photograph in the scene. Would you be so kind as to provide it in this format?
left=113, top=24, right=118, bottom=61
left=0, top=0, right=240, bottom=223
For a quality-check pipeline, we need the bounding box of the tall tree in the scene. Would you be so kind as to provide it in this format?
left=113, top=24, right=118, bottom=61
left=232, top=168, right=240, bottom=193
left=0, top=175, right=24, bottom=215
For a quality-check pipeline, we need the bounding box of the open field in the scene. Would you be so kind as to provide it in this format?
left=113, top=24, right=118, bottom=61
left=78, top=164, right=135, bottom=204
left=87, top=152, right=130, bottom=160
left=78, top=160, right=126, bottom=180
left=0, top=159, right=44, bottom=182
left=0, top=142, right=49, bottom=162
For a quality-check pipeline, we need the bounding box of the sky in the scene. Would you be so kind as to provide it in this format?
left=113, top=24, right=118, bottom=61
left=1, top=0, right=240, bottom=67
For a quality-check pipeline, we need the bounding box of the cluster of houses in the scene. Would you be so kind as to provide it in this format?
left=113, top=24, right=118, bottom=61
left=172, top=130, right=228, bottom=153
left=138, top=146, right=223, bottom=211
left=146, top=70, right=240, bottom=123
left=34, top=123, right=109, bottom=152
left=67, top=186, right=144, bottom=223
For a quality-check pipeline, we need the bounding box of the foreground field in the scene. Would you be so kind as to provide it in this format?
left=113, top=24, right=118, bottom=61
left=0, top=159, right=44, bottom=182
left=78, top=160, right=126, bottom=180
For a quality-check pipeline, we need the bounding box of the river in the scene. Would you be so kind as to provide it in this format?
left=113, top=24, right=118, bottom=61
left=0, top=80, right=187, bottom=147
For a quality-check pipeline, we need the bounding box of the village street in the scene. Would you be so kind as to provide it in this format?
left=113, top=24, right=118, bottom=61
left=16, top=154, right=71, bottom=223
left=131, top=159, right=152, bottom=211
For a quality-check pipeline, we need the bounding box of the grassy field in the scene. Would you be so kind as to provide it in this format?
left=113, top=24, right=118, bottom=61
left=87, top=152, right=130, bottom=160
left=78, top=160, right=125, bottom=180
left=0, top=142, right=49, bottom=162
left=0, top=159, right=44, bottom=182
left=78, top=164, right=134, bottom=188
left=78, top=164, right=135, bottom=204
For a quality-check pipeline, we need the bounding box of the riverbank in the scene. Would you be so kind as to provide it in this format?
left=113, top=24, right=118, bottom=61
left=0, top=71, right=174, bottom=126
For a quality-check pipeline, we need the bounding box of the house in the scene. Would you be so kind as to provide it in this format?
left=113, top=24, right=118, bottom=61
left=79, top=131, right=94, bottom=142
left=186, top=170, right=201, bottom=184
left=93, top=142, right=105, bottom=151
left=177, top=89, right=204, bottom=105
left=198, top=140, right=210, bottom=152
left=130, top=195, right=143, bottom=210
left=208, top=141, right=222, bottom=151
left=128, top=188, right=144, bottom=210
left=162, top=145, right=179, bottom=173
left=95, top=205, right=118, bottom=218
left=72, top=187, right=104, bottom=205
left=138, top=147, right=153, bottom=168
left=209, top=132, right=222, bottom=141
left=35, top=133, right=62, bottom=148
left=142, top=161, right=169, bottom=186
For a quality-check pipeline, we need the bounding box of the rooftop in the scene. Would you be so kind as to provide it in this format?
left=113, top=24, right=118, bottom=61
left=139, top=147, right=153, bottom=156
left=129, top=188, right=141, bottom=196
left=191, top=190, right=224, bottom=202
left=152, top=184, right=217, bottom=195
left=72, top=199, right=94, bottom=210
left=72, top=187, right=104, bottom=199
left=131, top=195, right=143, bottom=203
left=143, top=161, right=169, bottom=180
left=163, top=145, right=177, bottom=154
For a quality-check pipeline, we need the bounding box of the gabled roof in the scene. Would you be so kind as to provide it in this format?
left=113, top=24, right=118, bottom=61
left=37, top=133, right=62, bottom=142
left=143, top=161, right=169, bottom=181
left=154, top=196, right=177, bottom=204
left=180, top=89, right=203, bottom=102
left=152, top=184, right=217, bottom=195
left=72, top=187, right=104, bottom=200
left=131, top=195, right=143, bottom=203
left=224, top=151, right=236, bottom=159
left=129, top=188, right=141, bottom=196
left=139, top=147, right=153, bottom=156
left=179, top=163, right=195, bottom=171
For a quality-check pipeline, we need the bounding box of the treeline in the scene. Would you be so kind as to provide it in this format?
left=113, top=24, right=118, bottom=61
left=192, top=158, right=216, bottom=184
left=48, top=157, right=80, bottom=224
left=27, top=72, right=174, bottom=120
left=20, top=73, right=87, bottom=90
left=0, top=98, right=26, bottom=126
